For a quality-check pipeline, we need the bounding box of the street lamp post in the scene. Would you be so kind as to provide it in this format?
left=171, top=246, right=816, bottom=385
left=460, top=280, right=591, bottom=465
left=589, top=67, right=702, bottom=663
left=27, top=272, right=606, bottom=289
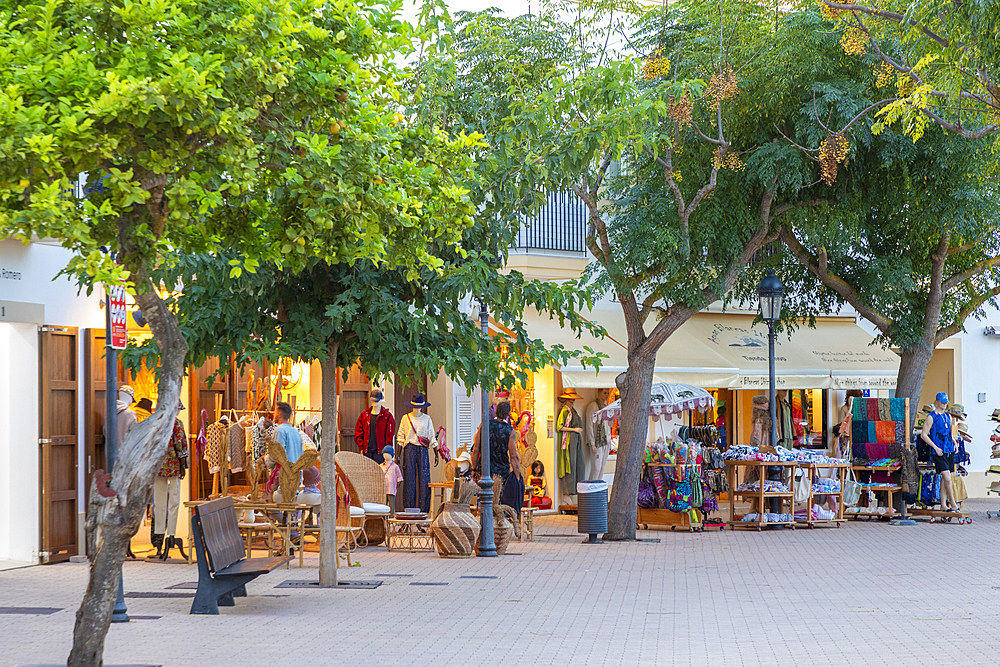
left=476, top=295, right=497, bottom=557
left=105, top=287, right=129, bottom=623
left=757, top=270, right=785, bottom=448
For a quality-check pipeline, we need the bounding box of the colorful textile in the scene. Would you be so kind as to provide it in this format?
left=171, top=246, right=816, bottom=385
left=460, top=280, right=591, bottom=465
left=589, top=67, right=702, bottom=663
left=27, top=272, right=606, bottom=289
left=875, top=421, right=896, bottom=444
left=894, top=421, right=906, bottom=446
left=158, top=419, right=189, bottom=478
left=890, top=399, right=906, bottom=422
left=852, top=398, right=867, bottom=421
left=877, top=398, right=892, bottom=421
left=852, top=421, right=868, bottom=447
left=866, top=399, right=879, bottom=422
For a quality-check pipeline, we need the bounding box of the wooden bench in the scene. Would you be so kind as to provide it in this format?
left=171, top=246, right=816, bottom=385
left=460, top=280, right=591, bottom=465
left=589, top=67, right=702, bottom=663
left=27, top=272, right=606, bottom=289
left=190, top=497, right=291, bottom=615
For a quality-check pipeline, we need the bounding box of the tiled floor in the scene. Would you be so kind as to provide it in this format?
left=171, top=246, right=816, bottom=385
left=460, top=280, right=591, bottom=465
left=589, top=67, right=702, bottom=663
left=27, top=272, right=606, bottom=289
left=4, top=500, right=1000, bottom=666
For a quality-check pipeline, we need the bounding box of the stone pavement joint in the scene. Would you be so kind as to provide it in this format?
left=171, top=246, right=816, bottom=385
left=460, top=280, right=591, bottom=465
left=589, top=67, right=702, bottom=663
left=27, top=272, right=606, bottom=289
left=2, top=500, right=1000, bottom=665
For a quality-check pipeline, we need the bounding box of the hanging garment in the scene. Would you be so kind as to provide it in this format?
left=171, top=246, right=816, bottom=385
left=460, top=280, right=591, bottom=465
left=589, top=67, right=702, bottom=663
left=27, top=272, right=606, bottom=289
left=206, top=420, right=229, bottom=474
left=228, top=418, right=246, bottom=473
left=556, top=405, right=585, bottom=495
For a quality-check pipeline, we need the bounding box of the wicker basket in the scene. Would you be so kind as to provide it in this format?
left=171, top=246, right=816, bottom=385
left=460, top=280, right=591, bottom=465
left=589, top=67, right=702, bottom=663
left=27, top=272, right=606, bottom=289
left=431, top=502, right=479, bottom=558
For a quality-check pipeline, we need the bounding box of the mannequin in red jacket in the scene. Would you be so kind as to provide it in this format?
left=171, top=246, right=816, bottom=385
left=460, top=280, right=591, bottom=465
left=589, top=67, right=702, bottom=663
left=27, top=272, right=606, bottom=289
left=355, top=390, right=396, bottom=463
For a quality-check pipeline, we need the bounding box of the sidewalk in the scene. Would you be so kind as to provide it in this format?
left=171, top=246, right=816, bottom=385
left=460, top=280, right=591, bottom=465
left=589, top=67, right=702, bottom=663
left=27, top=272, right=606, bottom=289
left=3, top=501, right=1000, bottom=666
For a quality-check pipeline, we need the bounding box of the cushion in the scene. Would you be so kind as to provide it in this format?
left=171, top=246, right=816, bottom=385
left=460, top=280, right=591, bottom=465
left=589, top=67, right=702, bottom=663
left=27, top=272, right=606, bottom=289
left=349, top=506, right=365, bottom=518
left=362, top=502, right=391, bottom=515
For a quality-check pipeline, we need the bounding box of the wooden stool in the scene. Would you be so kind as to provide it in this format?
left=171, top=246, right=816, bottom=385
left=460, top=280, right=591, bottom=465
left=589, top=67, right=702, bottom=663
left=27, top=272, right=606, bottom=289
left=519, top=507, right=536, bottom=541
left=428, top=482, right=452, bottom=517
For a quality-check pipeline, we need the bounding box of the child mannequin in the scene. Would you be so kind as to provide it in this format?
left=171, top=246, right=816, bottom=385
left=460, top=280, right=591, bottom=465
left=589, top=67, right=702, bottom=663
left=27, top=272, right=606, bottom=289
left=380, top=445, right=403, bottom=515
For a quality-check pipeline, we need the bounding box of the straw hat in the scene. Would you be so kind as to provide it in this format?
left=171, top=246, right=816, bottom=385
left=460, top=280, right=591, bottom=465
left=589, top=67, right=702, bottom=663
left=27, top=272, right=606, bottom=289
left=956, top=422, right=970, bottom=435
left=558, top=389, right=583, bottom=401
left=921, top=404, right=935, bottom=414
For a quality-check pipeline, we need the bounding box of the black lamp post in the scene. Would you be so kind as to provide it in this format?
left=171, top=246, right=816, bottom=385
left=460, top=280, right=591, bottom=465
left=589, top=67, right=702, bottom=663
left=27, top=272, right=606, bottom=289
left=475, top=295, right=497, bottom=557
left=757, top=270, right=785, bottom=448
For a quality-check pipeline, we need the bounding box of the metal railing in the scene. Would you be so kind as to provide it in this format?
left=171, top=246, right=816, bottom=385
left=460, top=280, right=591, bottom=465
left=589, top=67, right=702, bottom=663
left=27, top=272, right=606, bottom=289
left=511, top=191, right=588, bottom=253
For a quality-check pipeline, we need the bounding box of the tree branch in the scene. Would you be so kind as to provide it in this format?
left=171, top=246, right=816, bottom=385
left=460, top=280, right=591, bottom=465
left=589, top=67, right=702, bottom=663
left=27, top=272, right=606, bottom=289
left=780, top=227, right=893, bottom=332
left=942, top=255, right=1000, bottom=292
left=824, top=2, right=950, bottom=47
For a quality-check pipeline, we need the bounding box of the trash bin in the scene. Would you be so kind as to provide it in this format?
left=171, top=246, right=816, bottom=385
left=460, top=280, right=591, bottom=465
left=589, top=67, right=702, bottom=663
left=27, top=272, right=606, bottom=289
left=577, top=480, right=608, bottom=543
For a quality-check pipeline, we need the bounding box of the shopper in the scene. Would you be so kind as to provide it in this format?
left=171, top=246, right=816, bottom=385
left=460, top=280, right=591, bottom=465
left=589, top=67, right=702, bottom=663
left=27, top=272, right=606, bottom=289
left=920, top=392, right=960, bottom=512
left=472, top=400, right=523, bottom=510
left=714, top=404, right=727, bottom=449
left=273, top=401, right=303, bottom=465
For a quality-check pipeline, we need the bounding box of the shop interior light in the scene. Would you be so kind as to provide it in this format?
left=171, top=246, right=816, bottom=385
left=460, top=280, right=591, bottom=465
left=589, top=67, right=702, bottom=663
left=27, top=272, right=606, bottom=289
left=757, top=270, right=785, bottom=323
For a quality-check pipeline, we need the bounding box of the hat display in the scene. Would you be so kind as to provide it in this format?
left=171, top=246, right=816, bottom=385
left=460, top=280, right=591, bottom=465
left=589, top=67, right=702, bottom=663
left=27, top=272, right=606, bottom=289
left=921, top=404, right=934, bottom=414
left=991, top=408, right=1000, bottom=422
left=935, top=392, right=949, bottom=404
left=135, top=398, right=154, bottom=412
left=558, top=389, right=583, bottom=401
left=371, top=389, right=384, bottom=403
left=409, top=393, right=431, bottom=408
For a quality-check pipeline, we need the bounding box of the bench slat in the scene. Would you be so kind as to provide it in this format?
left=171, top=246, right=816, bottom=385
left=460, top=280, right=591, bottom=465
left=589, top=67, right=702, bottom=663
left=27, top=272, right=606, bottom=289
left=216, top=555, right=292, bottom=577
left=194, top=497, right=249, bottom=573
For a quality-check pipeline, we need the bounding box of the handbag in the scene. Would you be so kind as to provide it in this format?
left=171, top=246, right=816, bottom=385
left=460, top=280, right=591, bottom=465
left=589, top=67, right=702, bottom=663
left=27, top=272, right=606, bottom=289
left=794, top=467, right=810, bottom=504
left=194, top=409, right=208, bottom=457
left=843, top=467, right=862, bottom=507
left=407, top=415, right=431, bottom=447
left=637, top=465, right=657, bottom=508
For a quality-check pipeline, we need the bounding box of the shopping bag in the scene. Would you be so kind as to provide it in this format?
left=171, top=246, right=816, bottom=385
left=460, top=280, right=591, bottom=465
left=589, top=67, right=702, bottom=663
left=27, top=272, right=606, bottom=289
left=843, top=467, right=862, bottom=507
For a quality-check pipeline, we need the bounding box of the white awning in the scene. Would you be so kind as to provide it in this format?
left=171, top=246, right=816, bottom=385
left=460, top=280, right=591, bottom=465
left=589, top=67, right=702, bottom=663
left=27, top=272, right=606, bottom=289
left=521, top=308, right=899, bottom=390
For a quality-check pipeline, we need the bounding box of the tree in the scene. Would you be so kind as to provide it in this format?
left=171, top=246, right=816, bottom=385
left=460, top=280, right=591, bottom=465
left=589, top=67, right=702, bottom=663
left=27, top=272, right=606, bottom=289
left=813, top=1, right=1000, bottom=139
left=776, top=125, right=1000, bottom=421
left=136, top=241, right=600, bottom=584
left=0, top=0, right=477, bottom=662
left=430, top=0, right=868, bottom=539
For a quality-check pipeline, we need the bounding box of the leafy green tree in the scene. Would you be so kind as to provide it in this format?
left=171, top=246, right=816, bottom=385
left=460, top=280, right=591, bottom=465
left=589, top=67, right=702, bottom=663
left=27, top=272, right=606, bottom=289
left=0, top=0, right=477, bottom=662
left=137, top=243, right=599, bottom=584
left=777, top=125, right=1000, bottom=421
left=427, top=0, right=862, bottom=539
left=815, top=1, right=999, bottom=139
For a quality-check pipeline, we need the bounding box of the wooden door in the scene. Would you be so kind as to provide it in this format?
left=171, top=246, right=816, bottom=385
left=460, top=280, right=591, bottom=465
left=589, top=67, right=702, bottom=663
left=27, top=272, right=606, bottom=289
left=189, top=357, right=230, bottom=499
left=393, top=371, right=428, bottom=435
left=39, top=326, right=79, bottom=563
left=338, top=363, right=371, bottom=452
left=83, top=329, right=108, bottom=509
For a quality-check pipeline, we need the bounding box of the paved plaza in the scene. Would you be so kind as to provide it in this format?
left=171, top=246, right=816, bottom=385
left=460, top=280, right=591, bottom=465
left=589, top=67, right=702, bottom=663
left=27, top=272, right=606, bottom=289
left=3, top=501, right=1000, bottom=666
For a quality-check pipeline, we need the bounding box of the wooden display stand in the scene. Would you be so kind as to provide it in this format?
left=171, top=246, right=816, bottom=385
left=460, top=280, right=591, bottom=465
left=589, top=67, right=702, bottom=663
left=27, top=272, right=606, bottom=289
left=797, top=462, right=848, bottom=528
left=847, top=463, right=900, bottom=520
left=725, top=460, right=797, bottom=531
left=635, top=463, right=708, bottom=532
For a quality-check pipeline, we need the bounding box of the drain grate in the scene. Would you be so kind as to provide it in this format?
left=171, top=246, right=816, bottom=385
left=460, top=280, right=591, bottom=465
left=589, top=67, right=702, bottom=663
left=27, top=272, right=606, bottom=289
left=636, top=538, right=662, bottom=543
left=409, top=582, right=448, bottom=586
left=459, top=575, right=498, bottom=580
left=128, top=615, right=163, bottom=620
left=0, top=606, right=62, bottom=615
left=125, top=592, right=194, bottom=598
left=276, top=580, right=382, bottom=590
left=373, top=573, right=414, bottom=577
left=165, top=582, right=199, bottom=590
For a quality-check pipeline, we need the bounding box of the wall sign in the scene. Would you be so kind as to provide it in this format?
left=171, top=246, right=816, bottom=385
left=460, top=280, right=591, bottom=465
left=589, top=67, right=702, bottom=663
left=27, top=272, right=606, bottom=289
left=108, top=285, right=127, bottom=349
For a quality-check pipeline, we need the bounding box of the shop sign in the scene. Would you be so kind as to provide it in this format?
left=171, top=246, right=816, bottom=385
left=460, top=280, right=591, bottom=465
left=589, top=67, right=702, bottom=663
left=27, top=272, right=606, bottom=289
left=108, top=285, right=127, bottom=349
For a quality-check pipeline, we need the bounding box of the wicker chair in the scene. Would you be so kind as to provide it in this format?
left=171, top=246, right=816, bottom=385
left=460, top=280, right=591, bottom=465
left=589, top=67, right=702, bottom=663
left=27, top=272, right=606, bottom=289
left=335, top=451, right=391, bottom=547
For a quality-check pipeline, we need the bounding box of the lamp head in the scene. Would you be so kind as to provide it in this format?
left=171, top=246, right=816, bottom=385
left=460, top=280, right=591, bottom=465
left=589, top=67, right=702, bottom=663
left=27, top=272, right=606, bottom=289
left=757, top=270, right=785, bottom=323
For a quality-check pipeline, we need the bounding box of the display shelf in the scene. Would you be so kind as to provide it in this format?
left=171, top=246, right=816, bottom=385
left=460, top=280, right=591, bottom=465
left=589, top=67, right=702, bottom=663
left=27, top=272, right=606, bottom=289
left=851, top=465, right=901, bottom=471
left=724, top=460, right=798, bottom=531
left=636, top=506, right=704, bottom=532
left=797, top=462, right=847, bottom=528
left=731, top=490, right=794, bottom=497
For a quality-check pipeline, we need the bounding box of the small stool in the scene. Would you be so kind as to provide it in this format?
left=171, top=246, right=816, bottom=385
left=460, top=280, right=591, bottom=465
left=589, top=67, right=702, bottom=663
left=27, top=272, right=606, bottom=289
left=519, top=507, right=536, bottom=542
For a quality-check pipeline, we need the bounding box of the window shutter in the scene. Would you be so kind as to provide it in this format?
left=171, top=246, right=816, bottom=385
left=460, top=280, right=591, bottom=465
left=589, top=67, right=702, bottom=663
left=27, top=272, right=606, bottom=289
left=454, top=395, right=475, bottom=450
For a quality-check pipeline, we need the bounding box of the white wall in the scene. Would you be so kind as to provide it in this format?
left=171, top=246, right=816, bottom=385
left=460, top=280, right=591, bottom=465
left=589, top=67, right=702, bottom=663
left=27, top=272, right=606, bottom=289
left=0, top=323, right=41, bottom=562
left=957, top=307, right=1000, bottom=485
left=1, top=240, right=104, bottom=561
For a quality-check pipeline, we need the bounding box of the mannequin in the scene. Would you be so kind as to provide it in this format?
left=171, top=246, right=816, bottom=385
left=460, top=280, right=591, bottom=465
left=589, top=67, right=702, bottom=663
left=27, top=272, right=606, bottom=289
left=591, top=388, right=613, bottom=482
left=556, top=389, right=585, bottom=506
left=396, top=393, right=437, bottom=512
left=380, top=445, right=403, bottom=514
left=108, top=385, right=137, bottom=558
left=354, top=389, right=396, bottom=463
left=921, top=391, right=960, bottom=512
left=153, top=400, right=189, bottom=560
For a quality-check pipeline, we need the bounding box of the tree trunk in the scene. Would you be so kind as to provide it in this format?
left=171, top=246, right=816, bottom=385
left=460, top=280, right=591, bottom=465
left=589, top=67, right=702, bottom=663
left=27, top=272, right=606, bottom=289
left=895, top=342, right=935, bottom=431
left=604, top=351, right=656, bottom=541
left=69, top=286, right=187, bottom=666
left=318, top=344, right=339, bottom=586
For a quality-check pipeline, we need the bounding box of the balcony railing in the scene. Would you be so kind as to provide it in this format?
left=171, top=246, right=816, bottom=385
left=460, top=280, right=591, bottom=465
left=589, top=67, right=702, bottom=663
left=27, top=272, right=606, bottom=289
left=511, top=191, right=588, bottom=254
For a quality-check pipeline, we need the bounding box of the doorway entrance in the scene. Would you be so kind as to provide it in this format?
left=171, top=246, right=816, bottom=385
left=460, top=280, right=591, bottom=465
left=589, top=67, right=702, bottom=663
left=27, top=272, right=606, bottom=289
left=39, top=325, right=79, bottom=563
